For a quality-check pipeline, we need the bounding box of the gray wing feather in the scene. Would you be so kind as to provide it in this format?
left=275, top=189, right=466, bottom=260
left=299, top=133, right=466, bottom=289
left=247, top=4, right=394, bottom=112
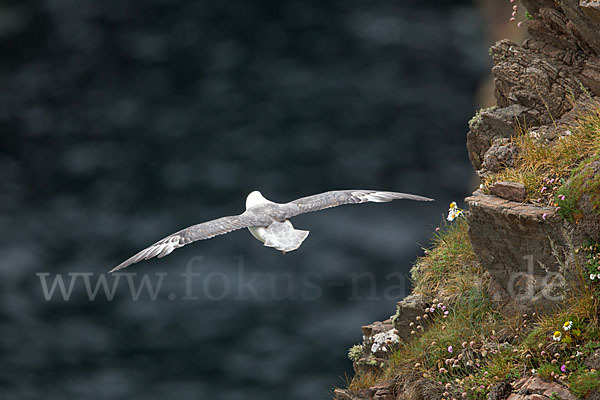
left=110, top=214, right=254, bottom=272
left=286, top=190, right=433, bottom=217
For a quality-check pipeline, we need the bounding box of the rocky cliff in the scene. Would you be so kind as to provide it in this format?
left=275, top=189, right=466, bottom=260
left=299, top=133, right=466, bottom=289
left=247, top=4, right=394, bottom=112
left=335, top=1, right=600, bottom=399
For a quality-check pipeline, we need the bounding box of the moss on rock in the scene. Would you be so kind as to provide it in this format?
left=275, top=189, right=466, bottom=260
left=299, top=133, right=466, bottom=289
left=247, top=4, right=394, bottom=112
left=556, top=156, right=600, bottom=240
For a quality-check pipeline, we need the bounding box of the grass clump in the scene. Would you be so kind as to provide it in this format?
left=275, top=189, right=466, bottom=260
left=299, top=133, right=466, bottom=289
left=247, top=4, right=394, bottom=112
left=339, top=371, right=381, bottom=392
left=482, top=103, right=600, bottom=208
left=569, top=370, right=600, bottom=398
left=410, top=215, right=480, bottom=300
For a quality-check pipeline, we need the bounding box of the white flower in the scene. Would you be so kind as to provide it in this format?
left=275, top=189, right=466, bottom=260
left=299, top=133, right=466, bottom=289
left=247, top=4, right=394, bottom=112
left=563, top=321, right=573, bottom=331
left=447, top=202, right=463, bottom=222
left=591, top=274, right=597, bottom=281
left=531, top=369, right=536, bottom=374
left=371, top=329, right=399, bottom=353
left=552, top=331, right=562, bottom=342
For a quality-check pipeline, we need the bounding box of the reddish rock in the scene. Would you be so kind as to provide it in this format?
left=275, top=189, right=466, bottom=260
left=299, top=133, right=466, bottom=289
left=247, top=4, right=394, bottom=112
left=490, top=181, right=526, bottom=202
left=525, top=377, right=552, bottom=393
left=528, top=395, right=546, bottom=400
left=542, top=386, right=575, bottom=399
left=372, top=382, right=395, bottom=400
left=506, top=376, right=576, bottom=400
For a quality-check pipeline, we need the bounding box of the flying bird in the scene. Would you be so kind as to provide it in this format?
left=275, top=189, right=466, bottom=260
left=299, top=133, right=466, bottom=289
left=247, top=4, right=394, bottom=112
left=110, top=190, right=433, bottom=272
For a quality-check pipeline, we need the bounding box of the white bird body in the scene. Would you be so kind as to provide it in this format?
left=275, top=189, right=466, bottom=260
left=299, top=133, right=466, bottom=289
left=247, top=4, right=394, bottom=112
left=245, top=190, right=271, bottom=243
left=245, top=191, right=307, bottom=251
left=110, top=189, right=433, bottom=272
left=245, top=191, right=272, bottom=243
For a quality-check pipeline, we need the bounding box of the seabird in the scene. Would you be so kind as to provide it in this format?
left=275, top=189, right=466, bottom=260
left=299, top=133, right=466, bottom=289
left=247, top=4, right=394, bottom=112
left=110, top=190, right=433, bottom=272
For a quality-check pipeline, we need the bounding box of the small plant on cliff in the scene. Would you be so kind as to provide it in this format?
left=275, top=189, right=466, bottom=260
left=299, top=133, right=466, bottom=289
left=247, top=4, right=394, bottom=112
left=348, top=345, right=363, bottom=363
left=569, top=370, right=600, bottom=398
left=580, top=240, right=600, bottom=294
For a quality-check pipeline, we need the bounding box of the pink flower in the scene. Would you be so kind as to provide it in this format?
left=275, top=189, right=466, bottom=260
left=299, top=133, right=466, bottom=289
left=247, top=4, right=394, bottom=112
left=542, top=213, right=547, bottom=220
left=559, top=195, right=566, bottom=201
left=448, top=346, right=453, bottom=353
left=561, top=364, right=567, bottom=373
left=541, top=187, right=547, bottom=193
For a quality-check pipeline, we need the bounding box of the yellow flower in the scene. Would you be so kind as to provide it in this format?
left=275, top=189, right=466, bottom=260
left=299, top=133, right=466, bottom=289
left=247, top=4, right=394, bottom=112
left=563, top=321, right=573, bottom=331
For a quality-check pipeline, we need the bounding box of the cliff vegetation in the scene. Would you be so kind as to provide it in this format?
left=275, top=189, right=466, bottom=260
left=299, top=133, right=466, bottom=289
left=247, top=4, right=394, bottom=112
left=334, top=1, right=600, bottom=399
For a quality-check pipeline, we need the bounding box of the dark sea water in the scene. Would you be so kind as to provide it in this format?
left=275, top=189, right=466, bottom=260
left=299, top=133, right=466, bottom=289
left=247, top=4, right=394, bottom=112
left=0, top=1, right=488, bottom=399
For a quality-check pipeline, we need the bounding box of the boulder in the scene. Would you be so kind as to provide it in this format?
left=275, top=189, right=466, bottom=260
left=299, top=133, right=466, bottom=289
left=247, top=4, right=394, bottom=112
left=490, top=182, right=526, bottom=203
left=487, top=382, right=512, bottom=400
left=392, top=293, right=430, bottom=340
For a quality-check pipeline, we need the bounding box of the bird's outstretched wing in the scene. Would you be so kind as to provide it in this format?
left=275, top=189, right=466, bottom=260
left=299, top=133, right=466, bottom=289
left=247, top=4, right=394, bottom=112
left=285, top=190, right=433, bottom=217
left=110, top=214, right=255, bottom=272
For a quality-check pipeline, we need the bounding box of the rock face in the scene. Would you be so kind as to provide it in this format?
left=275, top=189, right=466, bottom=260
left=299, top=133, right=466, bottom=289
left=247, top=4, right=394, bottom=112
left=508, top=376, right=576, bottom=400
left=566, top=159, right=600, bottom=241
left=333, top=381, right=396, bottom=400
left=466, top=194, right=572, bottom=310
left=467, top=105, right=531, bottom=172
left=350, top=294, right=430, bottom=376
left=487, top=381, right=512, bottom=400
left=465, top=0, right=600, bottom=311
left=354, top=319, right=396, bottom=375
left=584, top=348, right=600, bottom=370
left=483, top=140, right=518, bottom=176
left=466, top=0, right=600, bottom=176
left=392, top=293, right=429, bottom=339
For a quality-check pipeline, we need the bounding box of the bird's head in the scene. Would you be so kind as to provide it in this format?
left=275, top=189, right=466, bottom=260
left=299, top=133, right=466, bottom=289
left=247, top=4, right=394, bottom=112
left=246, top=191, right=268, bottom=209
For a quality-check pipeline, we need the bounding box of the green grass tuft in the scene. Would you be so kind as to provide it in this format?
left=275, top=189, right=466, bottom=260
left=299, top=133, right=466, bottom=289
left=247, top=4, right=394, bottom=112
left=410, top=216, right=480, bottom=300
left=482, top=102, right=600, bottom=209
